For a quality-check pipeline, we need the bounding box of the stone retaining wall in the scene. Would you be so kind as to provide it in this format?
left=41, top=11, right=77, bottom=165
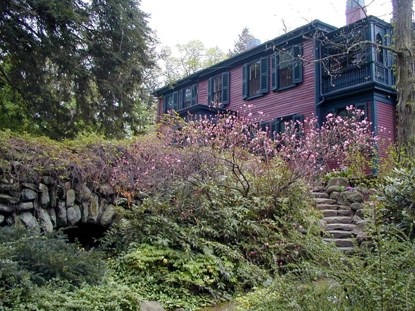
left=0, top=176, right=117, bottom=232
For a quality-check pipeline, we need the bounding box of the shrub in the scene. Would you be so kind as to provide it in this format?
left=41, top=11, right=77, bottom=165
left=235, top=226, right=415, bottom=311
left=378, top=163, right=415, bottom=234
left=0, top=227, right=106, bottom=287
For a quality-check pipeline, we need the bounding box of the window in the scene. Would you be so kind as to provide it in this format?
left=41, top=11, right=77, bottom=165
left=177, top=84, right=197, bottom=110
left=163, top=92, right=178, bottom=113
left=326, top=103, right=367, bottom=121
left=208, top=72, right=230, bottom=106
left=249, top=61, right=261, bottom=96
left=242, top=57, right=268, bottom=99
left=213, top=74, right=222, bottom=103
left=272, top=45, right=302, bottom=91
left=270, top=114, right=304, bottom=137
left=375, top=33, right=384, bottom=64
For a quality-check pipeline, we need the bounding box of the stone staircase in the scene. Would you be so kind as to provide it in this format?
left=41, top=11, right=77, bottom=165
left=312, top=190, right=356, bottom=252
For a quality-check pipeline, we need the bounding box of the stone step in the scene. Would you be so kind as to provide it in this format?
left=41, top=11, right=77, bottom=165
left=316, top=204, right=338, bottom=211
left=324, top=238, right=355, bottom=248
left=322, top=216, right=353, bottom=224
left=321, top=209, right=338, bottom=217
left=311, top=192, right=329, bottom=199
left=326, top=223, right=356, bottom=231
left=314, top=198, right=337, bottom=205
left=325, top=230, right=355, bottom=238
left=336, top=209, right=354, bottom=216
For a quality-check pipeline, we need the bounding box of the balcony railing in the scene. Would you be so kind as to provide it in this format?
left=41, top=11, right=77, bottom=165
left=322, top=63, right=394, bottom=94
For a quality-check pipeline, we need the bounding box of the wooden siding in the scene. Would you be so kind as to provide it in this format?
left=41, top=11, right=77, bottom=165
left=226, top=39, right=316, bottom=122
left=161, top=39, right=318, bottom=122
left=376, top=101, right=396, bottom=157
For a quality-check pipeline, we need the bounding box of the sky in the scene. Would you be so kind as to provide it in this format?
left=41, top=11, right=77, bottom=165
left=140, top=0, right=393, bottom=53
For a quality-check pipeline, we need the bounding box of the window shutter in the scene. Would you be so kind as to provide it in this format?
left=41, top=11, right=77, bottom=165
left=271, top=53, right=277, bottom=90
left=242, top=64, right=248, bottom=99
left=222, top=72, right=230, bottom=105
left=173, top=91, right=178, bottom=111
left=191, top=84, right=197, bottom=106
left=260, top=57, right=269, bottom=94
left=208, top=78, right=213, bottom=104
left=163, top=97, right=168, bottom=113
left=293, top=45, right=303, bottom=84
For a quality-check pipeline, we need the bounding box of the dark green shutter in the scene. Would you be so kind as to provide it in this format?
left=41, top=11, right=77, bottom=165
left=271, top=53, right=277, bottom=90
left=242, top=64, right=248, bottom=99
left=208, top=78, right=213, bottom=104
left=260, top=57, right=269, bottom=94
left=173, top=91, right=178, bottom=111
left=163, top=97, right=168, bottom=113
left=293, top=45, right=303, bottom=84
left=191, top=84, right=197, bottom=106
left=222, top=72, right=230, bottom=105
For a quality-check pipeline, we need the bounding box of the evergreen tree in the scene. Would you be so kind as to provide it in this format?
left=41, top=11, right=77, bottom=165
left=0, top=0, right=156, bottom=139
left=229, top=27, right=256, bottom=56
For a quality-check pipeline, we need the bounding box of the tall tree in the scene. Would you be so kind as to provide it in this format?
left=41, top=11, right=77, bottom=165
left=229, top=27, right=256, bottom=56
left=0, top=0, right=156, bottom=139
left=159, top=40, right=227, bottom=84
left=392, top=0, right=415, bottom=156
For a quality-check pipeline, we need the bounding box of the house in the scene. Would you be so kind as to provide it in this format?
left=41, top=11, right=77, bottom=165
left=153, top=1, right=396, bottom=147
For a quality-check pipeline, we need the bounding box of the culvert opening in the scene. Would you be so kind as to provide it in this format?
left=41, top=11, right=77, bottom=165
left=64, top=223, right=108, bottom=249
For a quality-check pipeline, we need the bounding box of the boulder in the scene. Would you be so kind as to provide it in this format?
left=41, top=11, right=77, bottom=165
left=99, top=204, right=115, bottom=227
left=0, top=214, right=4, bottom=224
left=81, top=202, right=89, bottom=223
left=19, top=212, right=38, bottom=228
left=56, top=200, right=67, bottom=226
left=88, top=194, right=100, bottom=224
left=49, top=186, right=58, bottom=208
left=330, top=191, right=340, bottom=201
left=327, top=185, right=342, bottom=195
left=66, top=189, right=76, bottom=207
left=351, top=202, right=364, bottom=211
left=21, top=183, right=38, bottom=191
left=0, top=194, right=18, bottom=204
left=48, top=208, right=57, bottom=227
left=67, top=205, right=82, bottom=226
left=326, top=177, right=349, bottom=189
left=76, top=183, right=92, bottom=202
left=342, top=191, right=364, bottom=204
left=21, top=188, right=37, bottom=201
left=17, top=202, right=34, bottom=211
left=39, top=183, right=50, bottom=207
left=38, top=209, right=53, bottom=232
left=140, top=301, right=165, bottom=311
left=0, top=203, right=14, bottom=213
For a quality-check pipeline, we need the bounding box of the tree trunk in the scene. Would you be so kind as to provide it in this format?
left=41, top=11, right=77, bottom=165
left=393, top=0, right=415, bottom=157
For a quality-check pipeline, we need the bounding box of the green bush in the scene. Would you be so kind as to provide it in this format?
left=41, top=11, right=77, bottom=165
left=235, top=227, right=415, bottom=311
left=379, top=165, right=415, bottom=233
left=8, top=279, right=142, bottom=311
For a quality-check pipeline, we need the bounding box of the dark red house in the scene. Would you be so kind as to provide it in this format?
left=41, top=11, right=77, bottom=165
left=153, top=4, right=395, bottom=145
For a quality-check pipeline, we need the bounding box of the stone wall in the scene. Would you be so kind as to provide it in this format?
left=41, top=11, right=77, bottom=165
left=0, top=176, right=117, bottom=232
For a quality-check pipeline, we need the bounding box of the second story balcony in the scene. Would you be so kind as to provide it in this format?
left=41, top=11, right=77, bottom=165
left=322, top=61, right=394, bottom=95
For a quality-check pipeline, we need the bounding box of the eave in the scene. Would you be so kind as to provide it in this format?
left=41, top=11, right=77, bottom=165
left=153, top=20, right=337, bottom=97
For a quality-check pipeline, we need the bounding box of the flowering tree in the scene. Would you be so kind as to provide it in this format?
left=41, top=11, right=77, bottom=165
left=110, top=106, right=380, bottom=198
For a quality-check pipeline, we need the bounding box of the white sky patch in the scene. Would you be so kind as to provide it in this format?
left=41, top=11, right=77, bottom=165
left=141, top=0, right=393, bottom=52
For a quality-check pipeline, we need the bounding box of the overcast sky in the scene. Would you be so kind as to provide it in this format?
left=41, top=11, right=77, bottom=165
left=141, top=0, right=393, bottom=52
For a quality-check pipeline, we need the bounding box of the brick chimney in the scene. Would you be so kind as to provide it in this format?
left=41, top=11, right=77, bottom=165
left=346, top=0, right=367, bottom=25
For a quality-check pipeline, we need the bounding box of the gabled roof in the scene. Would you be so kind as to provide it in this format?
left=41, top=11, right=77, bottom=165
left=153, top=19, right=337, bottom=96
